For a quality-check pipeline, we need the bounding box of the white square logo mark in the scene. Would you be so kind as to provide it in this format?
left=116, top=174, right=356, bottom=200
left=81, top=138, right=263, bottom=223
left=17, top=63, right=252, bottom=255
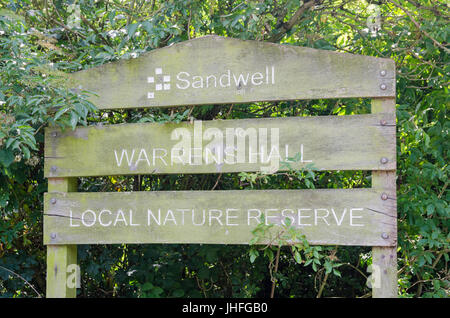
left=147, top=67, right=171, bottom=99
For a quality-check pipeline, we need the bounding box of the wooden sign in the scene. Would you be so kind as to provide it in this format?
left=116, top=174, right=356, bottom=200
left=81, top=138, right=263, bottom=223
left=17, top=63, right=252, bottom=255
left=45, top=36, right=398, bottom=298
left=45, top=113, right=395, bottom=177
left=69, top=35, right=395, bottom=109
left=44, top=189, right=396, bottom=246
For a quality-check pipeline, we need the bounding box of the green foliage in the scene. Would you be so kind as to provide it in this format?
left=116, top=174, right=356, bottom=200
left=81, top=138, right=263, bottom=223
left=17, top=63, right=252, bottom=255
left=0, top=0, right=448, bottom=298
left=247, top=164, right=343, bottom=297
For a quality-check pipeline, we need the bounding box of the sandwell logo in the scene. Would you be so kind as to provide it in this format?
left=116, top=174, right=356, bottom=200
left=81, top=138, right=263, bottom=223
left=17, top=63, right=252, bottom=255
left=147, top=67, right=171, bottom=99
left=147, top=65, right=276, bottom=100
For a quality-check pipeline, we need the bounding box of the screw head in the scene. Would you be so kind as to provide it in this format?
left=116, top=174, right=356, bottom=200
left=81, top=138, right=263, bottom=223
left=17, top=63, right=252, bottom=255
left=380, top=119, right=387, bottom=126
left=50, top=233, right=57, bottom=240
left=380, top=157, right=388, bottom=164
left=381, top=193, right=389, bottom=200
left=50, top=198, right=57, bottom=204
left=381, top=232, right=389, bottom=239
left=380, top=84, right=387, bottom=90
left=380, top=70, right=387, bottom=76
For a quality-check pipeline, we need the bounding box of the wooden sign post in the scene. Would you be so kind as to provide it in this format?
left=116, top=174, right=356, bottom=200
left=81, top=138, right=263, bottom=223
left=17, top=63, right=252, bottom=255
left=44, top=36, right=397, bottom=298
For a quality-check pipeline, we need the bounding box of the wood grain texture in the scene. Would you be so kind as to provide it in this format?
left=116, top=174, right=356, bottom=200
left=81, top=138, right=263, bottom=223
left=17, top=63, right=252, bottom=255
left=68, top=35, right=395, bottom=109
left=43, top=188, right=397, bottom=246
left=44, top=113, right=396, bottom=177
left=46, top=178, right=77, bottom=298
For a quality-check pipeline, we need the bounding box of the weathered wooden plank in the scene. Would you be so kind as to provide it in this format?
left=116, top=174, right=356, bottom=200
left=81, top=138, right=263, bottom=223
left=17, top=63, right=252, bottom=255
left=68, top=36, right=395, bottom=109
left=45, top=113, right=396, bottom=177
left=46, top=178, right=78, bottom=298
left=371, top=98, right=398, bottom=298
left=43, top=188, right=397, bottom=246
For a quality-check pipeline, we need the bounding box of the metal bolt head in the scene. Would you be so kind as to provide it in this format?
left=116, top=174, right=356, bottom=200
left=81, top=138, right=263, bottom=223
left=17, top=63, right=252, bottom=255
left=380, top=157, right=388, bottom=164
left=50, top=198, right=57, bottom=204
left=381, top=232, right=389, bottom=239
left=380, top=119, right=387, bottom=126
left=381, top=193, right=388, bottom=200
left=380, top=84, right=387, bottom=90
left=50, top=233, right=57, bottom=240
left=380, top=70, right=387, bottom=76
left=51, top=131, right=57, bottom=137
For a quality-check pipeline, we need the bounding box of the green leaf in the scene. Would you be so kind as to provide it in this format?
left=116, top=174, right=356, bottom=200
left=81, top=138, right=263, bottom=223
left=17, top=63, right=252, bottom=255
left=264, top=248, right=274, bottom=262
left=198, top=267, right=209, bottom=279
left=324, top=261, right=333, bottom=274
left=249, top=237, right=258, bottom=245
left=433, top=279, right=441, bottom=290
left=0, top=192, right=9, bottom=207
left=5, top=138, right=15, bottom=149
left=54, top=107, right=68, bottom=120
left=172, top=289, right=184, bottom=297
left=249, top=249, right=259, bottom=263
left=294, top=251, right=302, bottom=264
left=284, top=217, right=292, bottom=227
left=0, top=149, right=14, bottom=167
left=20, top=144, right=30, bottom=160
left=141, top=282, right=153, bottom=291
left=333, top=269, right=341, bottom=277
left=313, top=249, right=320, bottom=259
left=127, top=23, right=140, bottom=38
left=426, top=204, right=435, bottom=216
left=70, top=113, right=79, bottom=130
left=141, top=21, right=153, bottom=34
left=152, top=287, right=163, bottom=296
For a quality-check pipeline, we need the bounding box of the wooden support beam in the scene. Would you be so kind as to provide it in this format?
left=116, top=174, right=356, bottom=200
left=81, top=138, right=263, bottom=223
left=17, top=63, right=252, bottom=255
left=371, top=98, right=398, bottom=298
left=46, top=178, right=78, bottom=298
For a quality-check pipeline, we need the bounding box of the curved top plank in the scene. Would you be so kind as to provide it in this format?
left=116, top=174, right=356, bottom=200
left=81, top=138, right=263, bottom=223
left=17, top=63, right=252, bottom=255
left=69, top=35, right=395, bottom=109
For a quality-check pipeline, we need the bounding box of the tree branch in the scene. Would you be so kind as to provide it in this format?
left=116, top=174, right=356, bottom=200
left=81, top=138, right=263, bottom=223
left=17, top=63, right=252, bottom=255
left=266, top=0, right=318, bottom=43
left=80, top=14, right=112, bottom=46
left=389, top=0, right=450, bottom=53
left=0, top=265, right=42, bottom=298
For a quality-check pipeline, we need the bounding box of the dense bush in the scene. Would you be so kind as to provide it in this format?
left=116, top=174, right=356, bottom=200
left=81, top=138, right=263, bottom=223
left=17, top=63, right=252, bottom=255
left=0, top=0, right=448, bottom=298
